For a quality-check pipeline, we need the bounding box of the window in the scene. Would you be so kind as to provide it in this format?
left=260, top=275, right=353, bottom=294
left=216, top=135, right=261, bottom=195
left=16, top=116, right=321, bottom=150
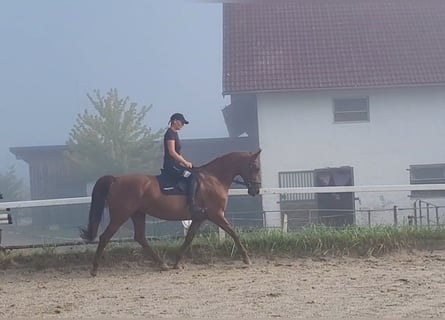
left=333, top=97, right=369, bottom=122
left=278, top=170, right=315, bottom=201
left=410, top=163, right=445, bottom=198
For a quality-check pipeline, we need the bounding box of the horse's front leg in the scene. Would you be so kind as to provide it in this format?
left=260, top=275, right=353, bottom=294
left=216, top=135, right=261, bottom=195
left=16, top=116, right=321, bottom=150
left=173, top=219, right=204, bottom=269
left=210, top=213, right=251, bottom=265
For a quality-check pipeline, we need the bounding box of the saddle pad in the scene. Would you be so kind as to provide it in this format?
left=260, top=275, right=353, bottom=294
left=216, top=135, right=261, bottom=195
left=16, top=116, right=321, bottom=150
left=156, top=173, right=187, bottom=195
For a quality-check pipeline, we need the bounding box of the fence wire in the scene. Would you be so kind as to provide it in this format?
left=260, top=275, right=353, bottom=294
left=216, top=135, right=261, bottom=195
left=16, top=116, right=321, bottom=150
left=1, top=201, right=445, bottom=249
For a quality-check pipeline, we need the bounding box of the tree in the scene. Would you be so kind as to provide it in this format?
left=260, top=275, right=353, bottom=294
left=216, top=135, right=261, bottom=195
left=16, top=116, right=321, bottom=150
left=67, top=89, right=164, bottom=180
left=0, top=167, right=26, bottom=201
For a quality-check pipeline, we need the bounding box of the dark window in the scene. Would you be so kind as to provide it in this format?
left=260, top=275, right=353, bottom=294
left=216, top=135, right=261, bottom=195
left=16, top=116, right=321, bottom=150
left=410, top=164, right=445, bottom=198
left=333, top=97, right=369, bottom=122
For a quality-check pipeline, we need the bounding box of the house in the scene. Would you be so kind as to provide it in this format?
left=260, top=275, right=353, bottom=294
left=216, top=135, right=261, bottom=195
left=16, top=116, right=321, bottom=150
left=222, top=0, right=445, bottom=227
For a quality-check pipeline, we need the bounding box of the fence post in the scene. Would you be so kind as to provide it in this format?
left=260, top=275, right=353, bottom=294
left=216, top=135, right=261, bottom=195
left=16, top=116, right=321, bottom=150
left=282, top=213, right=288, bottom=233
left=393, top=205, right=398, bottom=226
left=368, top=210, right=371, bottom=227
left=426, top=204, right=430, bottom=226
left=413, top=201, right=418, bottom=226
left=419, top=200, right=423, bottom=226
left=436, top=207, right=440, bottom=226
left=218, top=227, right=225, bottom=241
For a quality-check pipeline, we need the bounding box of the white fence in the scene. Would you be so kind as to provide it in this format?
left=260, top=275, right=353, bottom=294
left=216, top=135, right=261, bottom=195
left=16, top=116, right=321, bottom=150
left=2, top=184, right=445, bottom=211
left=1, top=184, right=445, bottom=248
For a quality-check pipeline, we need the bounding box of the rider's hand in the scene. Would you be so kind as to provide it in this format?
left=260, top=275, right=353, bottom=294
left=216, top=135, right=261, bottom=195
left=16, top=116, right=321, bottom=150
left=185, top=161, right=193, bottom=169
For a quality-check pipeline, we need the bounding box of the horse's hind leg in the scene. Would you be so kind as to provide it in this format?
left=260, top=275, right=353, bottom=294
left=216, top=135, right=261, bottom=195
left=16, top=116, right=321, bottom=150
left=131, top=212, right=169, bottom=271
left=210, top=214, right=251, bottom=265
left=91, top=221, right=122, bottom=276
left=173, top=219, right=204, bottom=269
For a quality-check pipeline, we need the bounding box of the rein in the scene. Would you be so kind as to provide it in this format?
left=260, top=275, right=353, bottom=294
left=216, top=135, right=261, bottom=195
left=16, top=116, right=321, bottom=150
left=232, top=178, right=261, bottom=188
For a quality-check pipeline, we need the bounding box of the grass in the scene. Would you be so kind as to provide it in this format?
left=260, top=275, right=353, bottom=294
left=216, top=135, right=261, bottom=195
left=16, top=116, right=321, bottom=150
left=1, top=225, right=445, bottom=271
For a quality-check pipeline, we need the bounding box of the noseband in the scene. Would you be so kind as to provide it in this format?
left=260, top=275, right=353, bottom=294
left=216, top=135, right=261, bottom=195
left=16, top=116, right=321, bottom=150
left=232, top=178, right=261, bottom=189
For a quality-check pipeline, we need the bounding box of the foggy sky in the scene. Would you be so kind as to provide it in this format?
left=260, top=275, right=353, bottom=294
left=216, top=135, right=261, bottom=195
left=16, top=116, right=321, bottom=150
left=0, top=0, right=228, bottom=176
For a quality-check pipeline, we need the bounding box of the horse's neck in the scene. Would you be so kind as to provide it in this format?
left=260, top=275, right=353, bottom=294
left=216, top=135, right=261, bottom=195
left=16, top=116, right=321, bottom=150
left=201, top=157, right=239, bottom=188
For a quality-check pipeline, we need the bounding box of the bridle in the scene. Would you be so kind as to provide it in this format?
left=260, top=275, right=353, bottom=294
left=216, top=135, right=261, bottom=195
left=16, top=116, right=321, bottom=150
left=232, top=159, right=261, bottom=189
left=232, top=178, right=261, bottom=189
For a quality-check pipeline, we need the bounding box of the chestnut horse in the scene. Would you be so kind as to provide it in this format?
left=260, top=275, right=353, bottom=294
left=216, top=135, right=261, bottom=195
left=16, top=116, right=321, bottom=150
left=80, top=150, right=262, bottom=276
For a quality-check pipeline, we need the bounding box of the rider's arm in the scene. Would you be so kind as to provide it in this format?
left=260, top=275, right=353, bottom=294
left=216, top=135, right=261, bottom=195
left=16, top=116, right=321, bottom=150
left=167, top=140, right=192, bottom=168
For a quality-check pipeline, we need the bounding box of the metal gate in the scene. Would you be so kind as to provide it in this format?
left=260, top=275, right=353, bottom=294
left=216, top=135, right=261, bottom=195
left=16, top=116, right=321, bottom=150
left=278, top=170, right=316, bottom=228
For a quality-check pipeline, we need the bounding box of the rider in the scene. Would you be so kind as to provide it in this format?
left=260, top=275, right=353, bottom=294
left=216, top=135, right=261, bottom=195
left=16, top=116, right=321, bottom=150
left=162, top=113, right=206, bottom=217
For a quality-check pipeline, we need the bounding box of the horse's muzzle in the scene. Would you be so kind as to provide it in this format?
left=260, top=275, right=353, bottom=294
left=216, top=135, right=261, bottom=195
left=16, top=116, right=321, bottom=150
left=247, top=183, right=261, bottom=196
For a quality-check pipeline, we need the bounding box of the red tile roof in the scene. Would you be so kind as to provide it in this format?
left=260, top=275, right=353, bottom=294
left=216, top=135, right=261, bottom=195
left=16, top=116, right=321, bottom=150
left=222, top=0, right=445, bottom=94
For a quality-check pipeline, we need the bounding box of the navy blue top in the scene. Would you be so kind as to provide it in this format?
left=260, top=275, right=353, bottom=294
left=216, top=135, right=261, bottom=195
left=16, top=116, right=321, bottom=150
left=163, top=128, right=181, bottom=169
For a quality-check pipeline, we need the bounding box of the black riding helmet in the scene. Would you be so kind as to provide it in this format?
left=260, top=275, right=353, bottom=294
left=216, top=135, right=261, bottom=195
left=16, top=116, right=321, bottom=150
left=169, top=113, right=189, bottom=125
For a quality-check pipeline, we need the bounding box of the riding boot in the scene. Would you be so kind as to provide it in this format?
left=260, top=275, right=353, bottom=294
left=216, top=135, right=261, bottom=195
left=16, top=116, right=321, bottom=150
left=188, top=174, right=206, bottom=218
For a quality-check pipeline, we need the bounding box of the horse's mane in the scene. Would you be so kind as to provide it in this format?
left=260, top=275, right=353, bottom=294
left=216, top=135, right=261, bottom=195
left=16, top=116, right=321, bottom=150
left=195, top=151, right=248, bottom=170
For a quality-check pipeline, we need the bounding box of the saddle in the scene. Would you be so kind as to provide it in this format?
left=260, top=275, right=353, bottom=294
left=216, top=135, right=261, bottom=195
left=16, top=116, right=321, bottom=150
left=156, top=169, right=188, bottom=195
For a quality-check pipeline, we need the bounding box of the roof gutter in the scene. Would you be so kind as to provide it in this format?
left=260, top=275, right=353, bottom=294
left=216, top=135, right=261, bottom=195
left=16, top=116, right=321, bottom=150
left=222, top=82, right=445, bottom=97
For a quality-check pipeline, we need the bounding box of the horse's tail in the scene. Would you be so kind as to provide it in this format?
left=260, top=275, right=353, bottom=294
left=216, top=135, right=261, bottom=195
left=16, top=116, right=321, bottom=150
left=80, top=175, right=115, bottom=242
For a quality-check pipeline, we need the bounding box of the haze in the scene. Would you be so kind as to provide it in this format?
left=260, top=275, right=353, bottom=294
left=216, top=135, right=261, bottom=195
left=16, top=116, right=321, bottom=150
left=0, top=0, right=227, bottom=176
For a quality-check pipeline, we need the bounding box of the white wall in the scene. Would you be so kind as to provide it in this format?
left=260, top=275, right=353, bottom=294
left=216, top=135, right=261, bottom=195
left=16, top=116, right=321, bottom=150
left=257, top=86, right=445, bottom=226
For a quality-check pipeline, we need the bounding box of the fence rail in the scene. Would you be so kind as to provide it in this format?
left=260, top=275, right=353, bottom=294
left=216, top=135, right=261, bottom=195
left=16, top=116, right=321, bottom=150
left=2, top=184, right=445, bottom=248
left=2, top=183, right=445, bottom=211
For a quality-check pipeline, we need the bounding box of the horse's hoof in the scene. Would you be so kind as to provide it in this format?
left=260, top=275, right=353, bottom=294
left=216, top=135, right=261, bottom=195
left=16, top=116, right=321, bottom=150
left=172, top=263, right=182, bottom=270
left=159, top=263, right=170, bottom=271
left=243, top=257, right=251, bottom=265
left=90, top=270, right=97, bottom=277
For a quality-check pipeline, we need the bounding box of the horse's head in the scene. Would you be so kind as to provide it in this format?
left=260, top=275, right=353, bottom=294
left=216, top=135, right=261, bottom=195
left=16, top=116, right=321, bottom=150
left=199, top=149, right=262, bottom=196
left=241, top=149, right=262, bottom=196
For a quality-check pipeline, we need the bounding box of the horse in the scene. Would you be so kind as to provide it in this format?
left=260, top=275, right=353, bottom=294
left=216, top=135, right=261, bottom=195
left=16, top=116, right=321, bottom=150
left=80, top=150, right=262, bottom=276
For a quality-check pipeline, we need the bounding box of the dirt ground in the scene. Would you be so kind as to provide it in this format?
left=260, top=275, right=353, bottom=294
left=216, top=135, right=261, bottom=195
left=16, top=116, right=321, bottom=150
left=1, top=249, right=445, bottom=319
